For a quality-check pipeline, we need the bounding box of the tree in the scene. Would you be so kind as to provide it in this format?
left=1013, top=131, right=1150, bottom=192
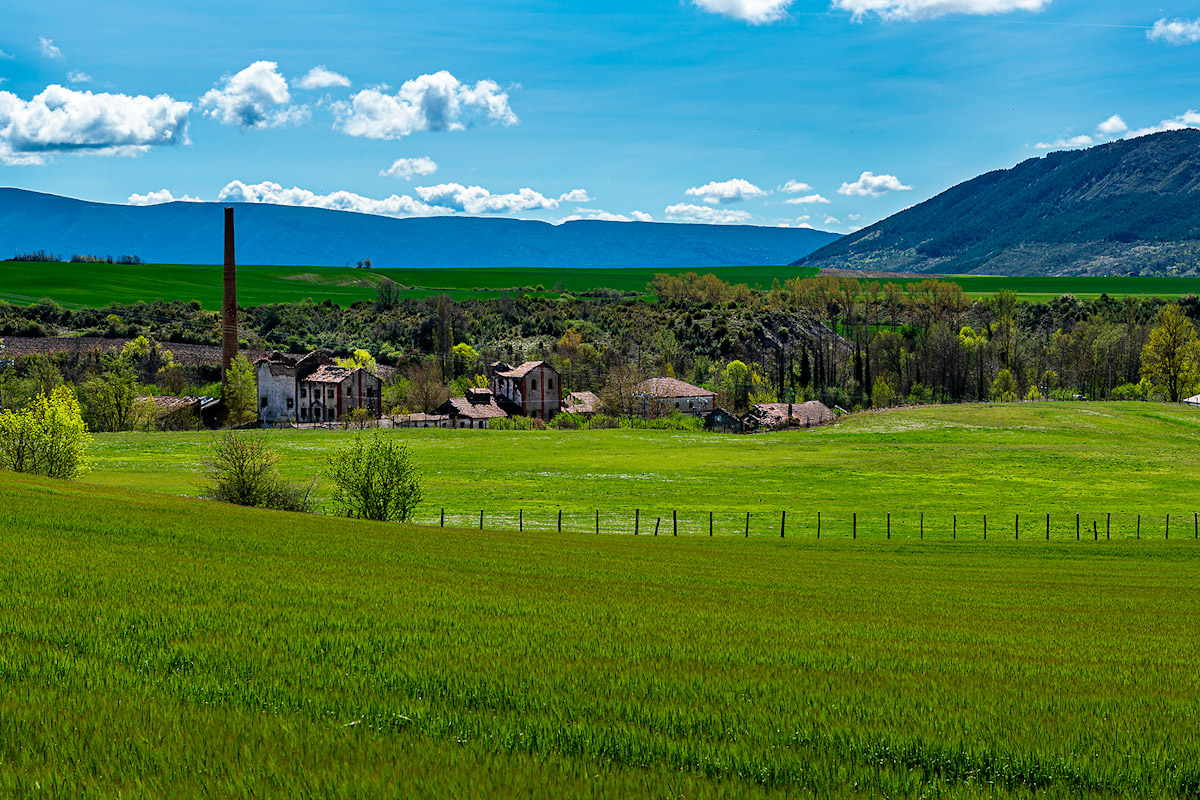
left=599, top=363, right=646, bottom=418
left=0, top=385, right=91, bottom=479
left=449, top=343, right=480, bottom=378
left=80, top=372, right=137, bottom=432
left=337, top=348, right=378, bottom=374
left=224, top=353, right=257, bottom=426
left=1141, top=304, right=1200, bottom=403
left=990, top=368, right=1017, bottom=402
left=200, top=433, right=315, bottom=512
left=376, top=278, right=401, bottom=311
left=326, top=433, right=423, bottom=522
left=402, top=361, right=450, bottom=412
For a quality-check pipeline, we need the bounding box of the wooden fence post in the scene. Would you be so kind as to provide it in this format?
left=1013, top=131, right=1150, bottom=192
left=853, top=512, right=857, bottom=539
left=920, top=512, right=924, bottom=540
left=709, top=511, right=713, bottom=537
left=1015, top=513, right=1019, bottom=541
left=1166, top=514, right=1170, bottom=540
left=441, top=508, right=445, bottom=528
left=984, top=514, right=987, bottom=541
left=519, top=509, right=523, bottom=532
left=1137, top=514, right=1140, bottom=540
left=953, top=513, right=956, bottom=540
left=479, top=510, right=483, bottom=530
left=673, top=509, right=677, bottom=536
left=1046, top=513, right=1049, bottom=540
left=887, top=512, right=891, bottom=540
left=780, top=510, right=786, bottom=539
left=654, top=517, right=660, bottom=536
left=1076, top=513, right=1080, bottom=541
left=1107, top=513, right=1110, bottom=540
left=817, top=511, right=821, bottom=539
left=558, top=509, right=562, bottom=534
left=596, top=509, right=599, bottom=535
left=1093, top=520, right=1097, bottom=541
left=745, top=512, right=750, bottom=538
left=635, top=509, right=639, bottom=536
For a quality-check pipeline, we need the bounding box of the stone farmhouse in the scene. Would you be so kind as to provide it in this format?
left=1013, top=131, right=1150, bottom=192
left=490, top=361, right=562, bottom=420
left=256, top=350, right=382, bottom=424
left=635, top=377, right=716, bottom=419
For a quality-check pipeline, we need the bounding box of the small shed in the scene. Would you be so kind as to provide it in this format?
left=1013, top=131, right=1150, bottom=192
left=704, top=407, right=744, bottom=434
left=438, top=388, right=510, bottom=429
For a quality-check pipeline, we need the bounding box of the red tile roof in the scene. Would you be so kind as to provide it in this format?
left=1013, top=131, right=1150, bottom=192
left=443, top=396, right=510, bottom=419
left=497, top=360, right=550, bottom=379
left=636, top=377, right=716, bottom=399
left=304, top=365, right=354, bottom=384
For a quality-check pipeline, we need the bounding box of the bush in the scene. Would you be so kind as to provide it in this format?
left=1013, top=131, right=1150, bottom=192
left=325, top=433, right=422, bottom=522
left=0, top=385, right=91, bottom=479
left=200, top=433, right=315, bottom=512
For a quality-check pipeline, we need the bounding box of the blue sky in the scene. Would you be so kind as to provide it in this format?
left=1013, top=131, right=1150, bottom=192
left=2, top=0, right=1199, bottom=232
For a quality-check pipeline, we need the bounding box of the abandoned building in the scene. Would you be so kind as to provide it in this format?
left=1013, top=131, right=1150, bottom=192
left=635, top=377, right=717, bottom=419
left=563, top=390, right=603, bottom=416
left=489, top=361, right=562, bottom=420
left=255, top=350, right=383, bottom=424
left=746, top=401, right=837, bottom=431
left=436, top=387, right=511, bottom=429
left=139, top=395, right=223, bottom=430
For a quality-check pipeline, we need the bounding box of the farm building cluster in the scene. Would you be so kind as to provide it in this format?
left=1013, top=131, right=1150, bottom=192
left=252, top=349, right=835, bottom=433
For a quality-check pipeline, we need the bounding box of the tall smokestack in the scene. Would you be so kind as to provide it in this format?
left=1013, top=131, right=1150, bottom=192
left=221, top=207, right=237, bottom=392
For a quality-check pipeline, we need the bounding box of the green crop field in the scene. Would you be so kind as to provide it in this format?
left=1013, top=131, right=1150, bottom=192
left=5, top=259, right=1200, bottom=309
left=2, top=460, right=1199, bottom=797
left=82, top=402, right=1200, bottom=538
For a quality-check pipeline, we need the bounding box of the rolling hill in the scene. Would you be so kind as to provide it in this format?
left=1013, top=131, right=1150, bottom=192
left=797, top=128, right=1200, bottom=276
left=0, top=188, right=839, bottom=269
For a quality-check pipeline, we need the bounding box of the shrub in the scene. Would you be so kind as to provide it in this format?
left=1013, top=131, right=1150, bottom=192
left=0, top=385, right=91, bottom=479
left=325, top=433, right=422, bottom=522
left=200, top=433, right=315, bottom=512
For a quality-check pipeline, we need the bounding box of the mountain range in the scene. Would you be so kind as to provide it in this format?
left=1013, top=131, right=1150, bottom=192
left=0, top=189, right=839, bottom=269
left=797, top=129, right=1200, bottom=277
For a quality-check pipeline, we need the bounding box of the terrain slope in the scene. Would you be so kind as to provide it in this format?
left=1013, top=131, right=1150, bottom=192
left=0, top=188, right=839, bottom=268
left=798, top=129, right=1200, bottom=276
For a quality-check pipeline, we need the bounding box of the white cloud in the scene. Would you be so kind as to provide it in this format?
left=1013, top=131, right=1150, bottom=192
left=218, top=180, right=450, bottom=217
left=1097, top=115, right=1127, bottom=137
left=1035, top=114, right=1129, bottom=150
left=380, top=156, right=438, bottom=180
left=784, top=193, right=830, bottom=205
left=838, top=171, right=912, bottom=197
left=0, top=84, right=191, bottom=165
left=824, top=215, right=841, bottom=225
left=664, top=203, right=753, bottom=224
left=1149, top=18, right=1200, bottom=46
left=0, top=50, right=15, bottom=60
left=199, top=61, right=307, bottom=129
left=833, top=0, right=1049, bottom=21
left=692, top=0, right=794, bottom=24
left=559, top=207, right=653, bottom=223
left=414, top=182, right=563, bottom=214
left=38, top=37, right=63, bottom=60
left=67, top=70, right=91, bottom=84
left=559, top=188, right=592, bottom=203
left=296, top=65, right=351, bottom=90
left=685, top=178, right=767, bottom=204
left=847, top=213, right=862, bottom=221
left=127, top=189, right=200, bottom=205
left=779, top=179, right=813, bottom=193
left=1125, top=109, right=1200, bottom=139
left=334, top=70, right=517, bottom=140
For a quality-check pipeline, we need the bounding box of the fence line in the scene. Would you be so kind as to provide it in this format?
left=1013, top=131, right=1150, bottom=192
left=415, top=508, right=1200, bottom=541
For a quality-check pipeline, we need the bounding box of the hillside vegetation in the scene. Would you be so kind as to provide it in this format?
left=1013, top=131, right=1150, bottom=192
left=2, top=470, right=1198, bottom=798
left=800, top=129, right=1200, bottom=276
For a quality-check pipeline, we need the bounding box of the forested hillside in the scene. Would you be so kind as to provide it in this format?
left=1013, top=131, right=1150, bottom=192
left=799, top=129, right=1200, bottom=276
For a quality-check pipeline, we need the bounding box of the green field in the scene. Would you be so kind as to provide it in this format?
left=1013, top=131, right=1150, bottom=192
left=4, top=260, right=1200, bottom=309
left=82, top=402, right=1200, bottom=538
left=3, top=463, right=1199, bottom=796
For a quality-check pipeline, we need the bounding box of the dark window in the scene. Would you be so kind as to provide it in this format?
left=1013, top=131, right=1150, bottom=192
left=300, top=408, right=307, bottom=420
left=287, top=398, right=294, bottom=410
left=328, top=388, right=335, bottom=399
left=261, top=396, right=268, bottom=408
left=300, top=386, right=306, bottom=398
left=548, top=378, right=554, bottom=389
left=367, top=387, right=374, bottom=398
left=348, top=388, right=353, bottom=397
left=532, top=379, right=538, bottom=390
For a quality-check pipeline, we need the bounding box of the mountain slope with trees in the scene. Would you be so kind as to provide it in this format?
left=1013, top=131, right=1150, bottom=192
left=797, top=129, right=1200, bottom=276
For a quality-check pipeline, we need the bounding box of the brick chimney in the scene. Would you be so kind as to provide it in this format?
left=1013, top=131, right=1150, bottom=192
left=221, top=207, right=237, bottom=392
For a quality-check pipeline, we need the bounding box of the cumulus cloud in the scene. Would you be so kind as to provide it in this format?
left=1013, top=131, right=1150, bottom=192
left=833, top=0, right=1050, bottom=21
left=692, top=0, right=794, bottom=24
left=685, top=178, right=767, bottom=204
left=67, top=70, right=91, bottom=84
left=559, top=188, right=592, bottom=203
left=414, top=182, right=577, bottom=214
left=1125, top=109, right=1200, bottom=139
left=779, top=179, right=813, bottom=193
left=559, top=208, right=653, bottom=223
left=218, top=180, right=450, bottom=217
left=838, top=171, right=912, bottom=197
left=380, top=156, right=438, bottom=180
left=1149, top=18, right=1200, bottom=46
left=664, top=203, right=752, bottom=224
left=784, top=193, right=830, bottom=205
left=824, top=215, right=841, bottom=225
left=127, top=189, right=200, bottom=205
left=38, top=37, right=63, bottom=60
left=199, top=61, right=307, bottom=129
left=0, top=50, right=16, bottom=60
left=334, top=70, right=517, bottom=140
left=296, top=65, right=351, bottom=90
left=0, top=84, right=191, bottom=165
left=1036, top=114, right=1129, bottom=150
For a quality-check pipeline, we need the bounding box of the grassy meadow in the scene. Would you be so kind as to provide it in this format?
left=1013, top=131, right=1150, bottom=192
left=5, top=259, right=1200, bottom=309
left=2, top=470, right=1198, bottom=798
left=84, top=402, right=1200, bottom=539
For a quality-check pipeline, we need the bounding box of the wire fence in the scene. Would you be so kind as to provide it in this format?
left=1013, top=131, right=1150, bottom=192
left=409, top=508, right=1200, bottom=541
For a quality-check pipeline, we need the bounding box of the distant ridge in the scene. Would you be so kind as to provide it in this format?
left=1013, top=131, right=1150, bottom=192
left=0, top=189, right=839, bottom=269
left=797, top=129, right=1200, bottom=277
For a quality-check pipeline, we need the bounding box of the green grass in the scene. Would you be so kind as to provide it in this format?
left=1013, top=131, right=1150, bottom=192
left=2, top=469, right=1198, bottom=798
left=84, top=402, right=1200, bottom=538
left=0, top=261, right=821, bottom=309
left=5, top=260, right=1200, bottom=310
